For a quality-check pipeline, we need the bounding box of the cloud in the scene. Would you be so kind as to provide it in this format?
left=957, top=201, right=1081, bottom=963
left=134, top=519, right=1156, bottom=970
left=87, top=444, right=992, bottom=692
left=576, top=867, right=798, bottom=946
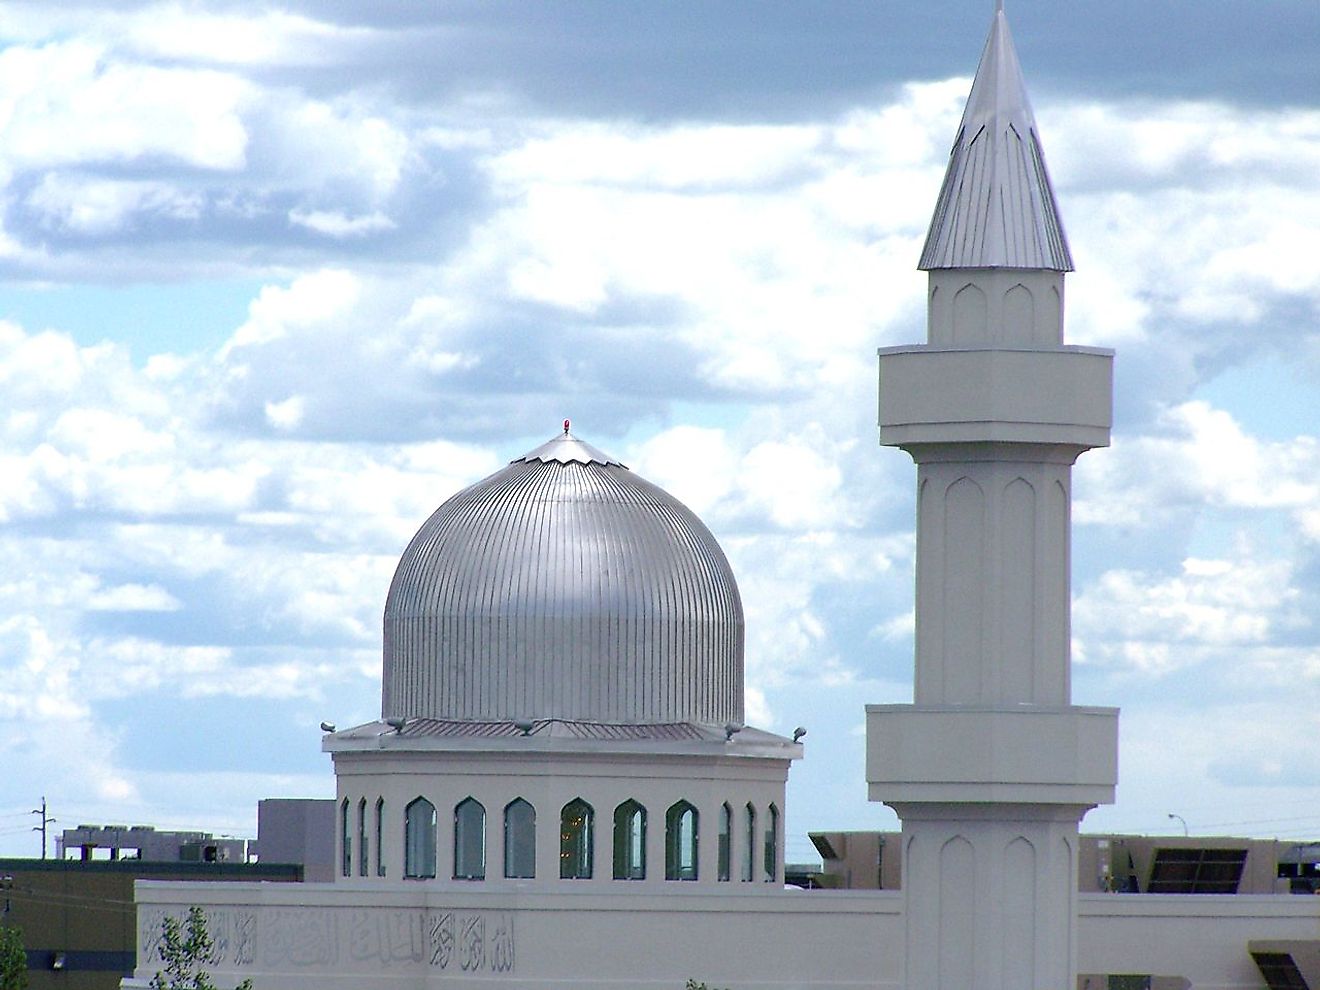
left=0, top=40, right=249, bottom=173
left=1076, top=401, right=1320, bottom=530
left=0, top=3, right=1317, bottom=850
left=288, top=209, right=396, bottom=237
left=226, top=269, right=361, bottom=352
left=1076, top=554, right=1294, bottom=667
left=26, top=175, right=204, bottom=235
left=86, top=583, right=182, bottom=612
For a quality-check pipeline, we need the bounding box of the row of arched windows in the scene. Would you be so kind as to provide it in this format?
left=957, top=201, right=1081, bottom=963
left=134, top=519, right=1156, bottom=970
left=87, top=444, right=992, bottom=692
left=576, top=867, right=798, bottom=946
left=341, top=797, right=387, bottom=878
left=341, top=796, right=779, bottom=883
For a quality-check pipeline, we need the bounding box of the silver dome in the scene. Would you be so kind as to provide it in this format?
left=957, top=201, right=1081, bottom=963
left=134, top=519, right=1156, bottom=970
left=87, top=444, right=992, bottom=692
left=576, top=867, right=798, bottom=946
left=382, top=431, right=744, bottom=725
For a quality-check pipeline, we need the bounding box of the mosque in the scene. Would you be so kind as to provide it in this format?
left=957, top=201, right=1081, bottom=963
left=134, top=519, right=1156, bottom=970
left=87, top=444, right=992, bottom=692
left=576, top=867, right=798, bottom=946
left=126, top=6, right=1320, bottom=989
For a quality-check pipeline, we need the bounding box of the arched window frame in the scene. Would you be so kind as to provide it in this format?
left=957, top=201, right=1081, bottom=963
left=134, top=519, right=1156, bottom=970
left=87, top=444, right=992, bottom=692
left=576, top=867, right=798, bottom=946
left=453, top=797, right=486, bottom=880
left=340, top=797, right=351, bottom=877
left=665, top=800, right=699, bottom=881
left=504, top=798, right=536, bottom=879
left=717, top=802, right=732, bottom=882
left=764, top=803, right=779, bottom=883
left=742, top=803, right=756, bottom=882
left=374, top=798, right=386, bottom=877
left=357, top=798, right=368, bottom=877
left=560, top=798, right=594, bottom=879
left=612, top=800, right=647, bottom=880
left=404, top=797, right=437, bottom=879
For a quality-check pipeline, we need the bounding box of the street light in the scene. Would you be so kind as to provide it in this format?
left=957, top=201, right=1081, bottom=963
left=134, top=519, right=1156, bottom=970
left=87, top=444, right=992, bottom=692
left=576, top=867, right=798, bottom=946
left=1167, top=813, right=1188, bottom=836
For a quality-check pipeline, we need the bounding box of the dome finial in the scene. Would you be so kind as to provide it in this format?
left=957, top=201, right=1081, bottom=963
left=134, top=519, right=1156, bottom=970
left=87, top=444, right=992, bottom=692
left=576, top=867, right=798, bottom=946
left=563, top=418, right=571, bottom=435
left=996, top=0, right=1004, bottom=13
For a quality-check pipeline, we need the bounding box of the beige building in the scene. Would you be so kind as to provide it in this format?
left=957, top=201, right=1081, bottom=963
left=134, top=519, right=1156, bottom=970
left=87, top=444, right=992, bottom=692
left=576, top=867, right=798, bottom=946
left=811, top=830, right=1320, bottom=896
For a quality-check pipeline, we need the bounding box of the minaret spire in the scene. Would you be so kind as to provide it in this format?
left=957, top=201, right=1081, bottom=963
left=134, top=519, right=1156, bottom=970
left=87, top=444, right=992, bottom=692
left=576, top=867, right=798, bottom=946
left=920, top=3, right=1071, bottom=271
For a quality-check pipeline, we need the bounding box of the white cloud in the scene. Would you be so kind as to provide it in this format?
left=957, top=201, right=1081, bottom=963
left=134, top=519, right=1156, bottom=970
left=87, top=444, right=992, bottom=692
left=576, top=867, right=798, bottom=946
left=86, top=583, right=182, bottom=612
left=226, top=269, right=361, bottom=351
left=288, top=208, right=396, bottom=237
left=1076, top=401, right=1320, bottom=534
left=121, top=6, right=370, bottom=68
left=264, top=395, right=305, bottom=431
left=1074, top=549, right=1306, bottom=676
left=0, top=41, right=249, bottom=173
left=27, top=174, right=204, bottom=234
left=260, top=99, right=412, bottom=201
left=0, top=16, right=1316, bottom=851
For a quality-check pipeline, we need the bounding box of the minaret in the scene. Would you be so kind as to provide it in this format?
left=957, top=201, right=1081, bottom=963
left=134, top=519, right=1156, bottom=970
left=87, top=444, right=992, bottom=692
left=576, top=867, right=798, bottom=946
left=868, top=5, right=1119, bottom=988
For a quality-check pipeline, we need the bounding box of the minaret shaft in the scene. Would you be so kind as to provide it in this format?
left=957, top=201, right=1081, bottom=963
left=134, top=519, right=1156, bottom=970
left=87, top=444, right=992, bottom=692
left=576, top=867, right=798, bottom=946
left=871, top=281, right=1116, bottom=990
left=867, top=7, right=1119, bottom=989
left=914, top=454, right=1072, bottom=707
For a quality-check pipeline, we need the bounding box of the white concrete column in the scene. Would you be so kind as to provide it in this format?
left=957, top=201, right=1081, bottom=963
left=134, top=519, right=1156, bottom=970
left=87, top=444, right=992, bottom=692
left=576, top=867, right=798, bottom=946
left=913, top=452, right=1074, bottom=707
left=896, top=803, right=1084, bottom=990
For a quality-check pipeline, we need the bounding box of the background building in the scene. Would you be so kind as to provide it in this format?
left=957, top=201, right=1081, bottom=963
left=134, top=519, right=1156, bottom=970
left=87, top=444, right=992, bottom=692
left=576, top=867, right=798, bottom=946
left=0, top=858, right=299, bottom=990
left=0, top=803, right=332, bottom=990
left=811, top=830, right=1320, bottom=896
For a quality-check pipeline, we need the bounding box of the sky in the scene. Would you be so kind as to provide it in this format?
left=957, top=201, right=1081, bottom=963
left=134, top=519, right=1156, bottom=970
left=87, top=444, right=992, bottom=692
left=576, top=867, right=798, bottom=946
left=0, top=0, right=1318, bottom=865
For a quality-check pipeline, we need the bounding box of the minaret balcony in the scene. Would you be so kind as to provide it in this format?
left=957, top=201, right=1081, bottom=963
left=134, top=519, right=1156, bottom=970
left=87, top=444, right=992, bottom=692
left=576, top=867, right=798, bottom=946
left=878, top=344, right=1113, bottom=455
left=865, top=703, right=1118, bottom=808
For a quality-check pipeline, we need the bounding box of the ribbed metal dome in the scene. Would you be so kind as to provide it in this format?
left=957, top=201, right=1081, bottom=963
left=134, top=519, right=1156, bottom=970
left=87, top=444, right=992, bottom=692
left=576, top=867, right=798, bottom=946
left=382, top=431, right=744, bottom=726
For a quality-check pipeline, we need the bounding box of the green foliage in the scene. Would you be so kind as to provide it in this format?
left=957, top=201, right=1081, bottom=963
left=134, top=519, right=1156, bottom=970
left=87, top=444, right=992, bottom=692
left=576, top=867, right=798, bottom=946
left=0, top=926, right=27, bottom=990
left=149, top=907, right=252, bottom=990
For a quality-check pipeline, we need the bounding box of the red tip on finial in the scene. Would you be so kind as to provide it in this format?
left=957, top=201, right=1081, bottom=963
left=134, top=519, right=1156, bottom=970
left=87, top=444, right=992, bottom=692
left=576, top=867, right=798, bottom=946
left=563, top=418, right=571, bottom=435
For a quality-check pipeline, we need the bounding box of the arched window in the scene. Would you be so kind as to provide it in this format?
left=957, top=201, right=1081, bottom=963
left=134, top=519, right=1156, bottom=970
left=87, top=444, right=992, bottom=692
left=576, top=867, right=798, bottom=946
left=560, top=798, right=594, bottom=879
left=504, top=799, right=536, bottom=879
left=764, top=803, right=779, bottom=882
left=340, top=798, right=351, bottom=877
left=357, top=798, right=368, bottom=877
left=717, top=802, right=732, bottom=882
left=665, top=801, right=698, bottom=881
left=404, top=797, right=436, bottom=879
left=374, top=798, right=385, bottom=877
left=454, top=797, right=486, bottom=880
left=612, top=800, right=646, bottom=880
left=742, top=803, right=756, bottom=882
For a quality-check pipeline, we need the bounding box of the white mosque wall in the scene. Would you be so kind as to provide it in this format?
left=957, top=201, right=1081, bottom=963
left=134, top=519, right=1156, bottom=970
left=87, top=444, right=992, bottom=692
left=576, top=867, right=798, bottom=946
left=1077, top=893, right=1320, bottom=989
left=333, top=749, right=791, bottom=887
left=125, top=882, right=903, bottom=989
left=124, top=880, right=1320, bottom=990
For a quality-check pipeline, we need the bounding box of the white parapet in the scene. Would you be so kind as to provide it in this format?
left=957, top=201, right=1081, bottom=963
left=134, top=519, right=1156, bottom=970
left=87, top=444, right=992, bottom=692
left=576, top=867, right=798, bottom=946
left=877, top=344, right=1113, bottom=452
left=865, top=704, right=1118, bottom=807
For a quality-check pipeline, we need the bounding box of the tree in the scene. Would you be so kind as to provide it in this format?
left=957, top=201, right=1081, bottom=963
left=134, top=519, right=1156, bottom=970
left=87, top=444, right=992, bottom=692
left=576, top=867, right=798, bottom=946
left=0, top=925, right=27, bottom=990
left=150, top=907, right=252, bottom=990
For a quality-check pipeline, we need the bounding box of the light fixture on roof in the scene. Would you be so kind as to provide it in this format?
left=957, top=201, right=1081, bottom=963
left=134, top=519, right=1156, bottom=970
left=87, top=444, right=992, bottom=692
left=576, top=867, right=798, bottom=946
left=513, top=719, right=535, bottom=736
left=792, top=727, right=807, bottom=743
left=724, top=722, right=742, bottom=742
left=319, top=721, right=336, bottom=734
left=385, top=717, right=407, bottom=733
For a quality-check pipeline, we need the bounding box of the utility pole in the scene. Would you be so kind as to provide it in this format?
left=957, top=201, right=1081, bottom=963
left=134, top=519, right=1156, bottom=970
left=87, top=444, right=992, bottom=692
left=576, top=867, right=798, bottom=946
left=31, top=796, right=55, bottom=860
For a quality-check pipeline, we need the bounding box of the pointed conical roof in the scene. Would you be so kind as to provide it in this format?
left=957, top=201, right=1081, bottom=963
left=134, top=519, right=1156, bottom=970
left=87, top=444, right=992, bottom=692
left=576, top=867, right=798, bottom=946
left=515, top=429, right=623, bottom=467
left=919, top=7, right=1073, bottom=272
